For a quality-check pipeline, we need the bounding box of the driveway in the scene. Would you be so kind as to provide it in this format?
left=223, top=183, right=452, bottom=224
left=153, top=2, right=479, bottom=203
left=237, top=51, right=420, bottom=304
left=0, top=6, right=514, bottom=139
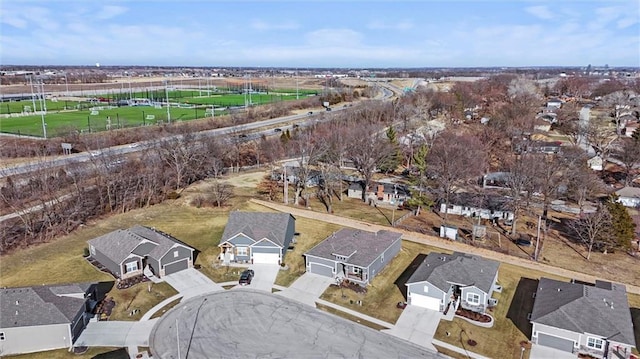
left=163, top=268, right=223, bottom=298
left=234, top=263, right=279, bottom=292
left=529, top=344, right=577, bottom=359
left=276, top=272, right=335, bottom=306
left=75, top=319, right=158, bottom=347
left=383, top=305, right=441, bottom=351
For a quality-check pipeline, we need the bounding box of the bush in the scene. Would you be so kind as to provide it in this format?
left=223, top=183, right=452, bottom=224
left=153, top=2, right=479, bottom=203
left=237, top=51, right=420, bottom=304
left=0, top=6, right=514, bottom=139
left=83, top=247, right=90, bottom=257
left=167, top=191, right=181, bottom=200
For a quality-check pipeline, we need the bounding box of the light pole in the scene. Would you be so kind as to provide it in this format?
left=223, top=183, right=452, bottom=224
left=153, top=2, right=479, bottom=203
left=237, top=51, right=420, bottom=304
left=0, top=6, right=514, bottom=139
left=519, top=346, right=525, bottom=359
left=64, top=73, right=69, bottom=97
left=165, top=80, right=171, bottom=124
left=176, top=318, right=181, bottom=359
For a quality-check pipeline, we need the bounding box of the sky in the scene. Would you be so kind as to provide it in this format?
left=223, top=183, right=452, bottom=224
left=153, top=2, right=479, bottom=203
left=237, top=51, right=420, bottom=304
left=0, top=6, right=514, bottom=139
left=1, top=0, right=639, bottom=68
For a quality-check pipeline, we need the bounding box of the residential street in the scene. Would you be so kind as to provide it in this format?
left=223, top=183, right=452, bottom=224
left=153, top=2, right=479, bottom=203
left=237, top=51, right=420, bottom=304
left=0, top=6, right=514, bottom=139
left=251, top=199, right=640, bottom=295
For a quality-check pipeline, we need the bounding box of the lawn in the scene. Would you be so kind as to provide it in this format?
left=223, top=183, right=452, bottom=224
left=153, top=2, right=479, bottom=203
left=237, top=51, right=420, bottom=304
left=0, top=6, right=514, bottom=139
left=0, top=99, right=83, bottom=114
left=275, top=217, right=342, bottom=287
left=150, top=298, right=182, bottom=319
left=0, top=200, right=224, bottom=288
left=320, top=240, right=445, bottom=324
left=295, top=194, right=402, bottom=227
left=3, top=347, right=123, bottom=359
left=432, top=263, right=568, bottom=359
left=106, top=281, right=178, bottom=321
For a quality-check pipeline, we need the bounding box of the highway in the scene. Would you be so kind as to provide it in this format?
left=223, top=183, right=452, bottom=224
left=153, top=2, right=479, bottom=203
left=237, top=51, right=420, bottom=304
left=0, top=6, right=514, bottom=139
left=0, top=80, right=400, bottom=180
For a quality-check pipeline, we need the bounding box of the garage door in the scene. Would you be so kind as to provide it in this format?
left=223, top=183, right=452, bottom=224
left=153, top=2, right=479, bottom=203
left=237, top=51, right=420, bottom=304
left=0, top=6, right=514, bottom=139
left=164, top=259, right=189, bottom=276
left=537, top=333, right=574, bottom=352
left=309, top=263, right=334, bottom=277
left=409, top=293, right=441, bottom=311
left=253, top=252, right=280, bottom=264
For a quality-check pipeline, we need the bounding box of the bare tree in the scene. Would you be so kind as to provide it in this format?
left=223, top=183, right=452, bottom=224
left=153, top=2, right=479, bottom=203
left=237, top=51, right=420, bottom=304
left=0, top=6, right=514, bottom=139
left=567, top=207, right=613, bottom=260
left=428, top=131, right=486, bottom=223
left=614, top=138, right=640, bottom=186
left=209, top=180, right=233, bottom=207
left=290, top=131, right=327, bottom=206
left=156, top=133, right=202, bottom=191
left=346, top=125, right=392, bottom=202
left=505, top=154, right=538, bottom=235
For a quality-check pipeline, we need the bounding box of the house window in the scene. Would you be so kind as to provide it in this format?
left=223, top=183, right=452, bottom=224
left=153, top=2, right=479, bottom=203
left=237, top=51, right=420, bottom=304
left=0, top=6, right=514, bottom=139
left=466, top=292, right=481, bottom=305
left=173, top=250, right=179, bottom=258
left=236, top=247, right=248, bottom=256
left=125, top=261, right=139, bottom=273
left=423, top=285, right=429, bottom=293
left=0, top=332, right=5, bottom=341
left=587, top=337, right=604, bottom=350
left=90, top=245, right=96, bottom=256
left=352, top=267, right=362, bottom=274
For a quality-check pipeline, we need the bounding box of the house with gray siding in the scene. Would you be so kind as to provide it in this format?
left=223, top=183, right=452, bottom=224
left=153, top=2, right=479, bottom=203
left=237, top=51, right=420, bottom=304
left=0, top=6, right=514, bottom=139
left=440, top=193, right=514, bottom=222
left=88, top=225, right=195, bottom=279
left=530, top=278, right=636, bottom=358
left=304, top=229, right=402, bottom=286
left=0, top=282, right=108, bottom=356
left=218, top=211, right=296, bottom=265
left=406, top=252, right=500, bottom=314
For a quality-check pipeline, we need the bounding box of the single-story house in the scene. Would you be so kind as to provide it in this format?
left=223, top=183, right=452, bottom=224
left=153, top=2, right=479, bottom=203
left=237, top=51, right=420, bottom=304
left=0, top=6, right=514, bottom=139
left=616, top=186, right=640, bottom=208
left=88, top=225, right=195, bottom=279
left=546, top=98, right=563, bottom=108
left=587, top=155, right=603, bottom=171
left=347, top=181, right=411, bottom=205
left=514, top=140, right=563, bottom=155
left=440, top=193, right=514, bottom=222
left=0, top=282, right=109, bottom=356
left=304, top=229, right=402, bottom=287
left=405, top=252, right=500, bottom=314
left=218, top=211, right=296, bottom=265
left=530, top=278, right=636, bottom=358
left=271, top=166, right=322, bottom=188
left=482, top=172, right=510, bottom=189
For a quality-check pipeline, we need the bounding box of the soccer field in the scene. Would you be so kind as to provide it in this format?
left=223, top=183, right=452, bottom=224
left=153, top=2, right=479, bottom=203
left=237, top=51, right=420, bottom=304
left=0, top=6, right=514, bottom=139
left=0, top=89, right=320, bottom=137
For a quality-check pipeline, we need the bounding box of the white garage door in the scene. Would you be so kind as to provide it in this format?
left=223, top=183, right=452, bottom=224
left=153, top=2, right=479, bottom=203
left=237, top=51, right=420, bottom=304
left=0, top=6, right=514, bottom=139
left=409, top=293, right=441, bottom=311
left=253, top=252, right=280, bottom=264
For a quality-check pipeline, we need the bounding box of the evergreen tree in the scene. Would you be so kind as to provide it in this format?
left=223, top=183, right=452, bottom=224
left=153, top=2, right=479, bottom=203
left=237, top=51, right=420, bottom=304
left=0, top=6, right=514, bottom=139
left=604, top=195, right=636, bottom=250
left=378, top=126, right=402, bottom=173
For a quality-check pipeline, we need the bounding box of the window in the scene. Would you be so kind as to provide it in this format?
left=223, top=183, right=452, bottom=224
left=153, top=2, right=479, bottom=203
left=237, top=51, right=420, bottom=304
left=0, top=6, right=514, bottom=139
left=423, top=285, right=429, bottom=293
left=125, top=261, right=139, bottom=273
left=90, top=245, right=96, bottom=256
left=236, top=247, right=248, bottom=256
left=0, top=332, right=5, bottom=341
left=587, top=337, right=604, bottom=350
left=466, top=292, right=481, bottom=305
left=173, top=250, right=179, bottom=258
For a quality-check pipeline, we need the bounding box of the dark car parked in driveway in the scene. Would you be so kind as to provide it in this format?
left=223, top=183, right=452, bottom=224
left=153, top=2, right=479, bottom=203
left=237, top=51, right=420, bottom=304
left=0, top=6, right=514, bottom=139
left=239, top=269, right=254, bottom=285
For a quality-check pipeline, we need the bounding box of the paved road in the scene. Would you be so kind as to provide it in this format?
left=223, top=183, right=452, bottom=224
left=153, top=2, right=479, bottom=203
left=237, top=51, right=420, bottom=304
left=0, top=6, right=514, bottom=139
left=149, top=289, right=439, bottom=359
left=250, top=199, right=640, bottom=295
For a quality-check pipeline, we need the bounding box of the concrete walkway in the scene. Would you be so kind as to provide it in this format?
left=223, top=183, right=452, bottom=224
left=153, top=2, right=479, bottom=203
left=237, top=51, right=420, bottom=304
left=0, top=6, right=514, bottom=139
left=250, top=199, right=640, bottom=295
left=315, top=298, right=394, bottom=328
left=75, top=319, right=158, bottom=348
left=432, top=339, right=491, bottom=359
left=140, top=293, right=182, bottom=321
left=383, top=305, right=441, bottom=351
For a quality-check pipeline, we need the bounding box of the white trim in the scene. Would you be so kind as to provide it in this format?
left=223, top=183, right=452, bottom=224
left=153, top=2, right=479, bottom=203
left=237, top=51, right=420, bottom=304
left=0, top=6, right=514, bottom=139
left=219, top=232, right=256, bottom=247
left=124, top=261, right=139, bottom=273
left=0, top=331, right=5, bottom=341
left=586, top=336, right=604, bottom=350
left=236, top=247, right=249, bottom=256
left=251, top=237, right=281, bottom=248
left=308, top=262, right=335, bottom=275
left=466, top=292, right=481, bottom=305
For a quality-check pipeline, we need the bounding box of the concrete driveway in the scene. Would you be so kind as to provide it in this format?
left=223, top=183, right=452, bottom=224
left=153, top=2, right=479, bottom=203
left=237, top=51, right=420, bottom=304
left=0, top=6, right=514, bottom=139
left=276, top=272, right=335, bottom=306
left=163, top=268, right=223, bottom=298
left=383, top=305, right=441, bottom=351
left=529, top=344, right=577, bottom=359
left=75, top=319, right=158, bottom=347
left=234, top=263, right=279, bottom=292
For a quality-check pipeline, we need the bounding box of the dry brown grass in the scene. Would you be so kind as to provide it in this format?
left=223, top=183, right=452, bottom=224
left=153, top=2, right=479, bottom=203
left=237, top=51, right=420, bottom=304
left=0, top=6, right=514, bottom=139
left=106, top=281, right=178, bottom=321
left=320, top=240, right=445, bottom=324
left=3, top=347, right=122, bottom=359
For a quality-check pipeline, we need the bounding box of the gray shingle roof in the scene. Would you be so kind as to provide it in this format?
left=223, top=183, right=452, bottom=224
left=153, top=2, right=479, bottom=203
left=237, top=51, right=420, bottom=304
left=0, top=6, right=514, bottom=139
left=0, top=283, right=91, bottom=328
left=220, top=212, right=295, bottom=248
left=406, top=252, right=499, bottom=294
left=530, top=278, right=636, bottom=346
left=305, top=229, right=402, bottom=267
left=88, top=225, right=192, bottom=264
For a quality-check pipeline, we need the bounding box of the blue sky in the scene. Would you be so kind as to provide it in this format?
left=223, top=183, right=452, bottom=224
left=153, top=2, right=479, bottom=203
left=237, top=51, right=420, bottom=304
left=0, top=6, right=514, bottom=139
left=1, top=0, right=639, bottom=68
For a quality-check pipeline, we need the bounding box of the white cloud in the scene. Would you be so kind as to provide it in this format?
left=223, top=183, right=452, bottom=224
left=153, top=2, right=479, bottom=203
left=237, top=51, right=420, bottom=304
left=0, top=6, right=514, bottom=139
left=305, top=28, right=362, bottom=47
left=250, top=19, right=299, bottom=31
left=97, top=5, right=128, bottom=20
left=367, top=20, right=414, bottom=31
left=525, top=6, right=554, bottom=20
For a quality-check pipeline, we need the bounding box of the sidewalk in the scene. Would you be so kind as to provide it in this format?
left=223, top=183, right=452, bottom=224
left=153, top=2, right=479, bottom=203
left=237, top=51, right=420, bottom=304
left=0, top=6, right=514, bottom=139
left=250, top=199, right=640, bottom=295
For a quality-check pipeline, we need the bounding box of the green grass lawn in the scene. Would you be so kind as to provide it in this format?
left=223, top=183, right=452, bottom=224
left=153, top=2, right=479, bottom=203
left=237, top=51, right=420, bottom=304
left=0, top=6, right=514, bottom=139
left=0, top=99, right=83, bottom=114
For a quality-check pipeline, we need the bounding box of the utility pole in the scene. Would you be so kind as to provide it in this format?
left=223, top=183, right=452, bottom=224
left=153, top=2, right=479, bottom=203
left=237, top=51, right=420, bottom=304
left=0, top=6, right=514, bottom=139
left=283, top=164, right=288, bottom=205
left=534, top=215, right=541, bottom=261
left=165, top=80, right=171, bottom=124
left=176, top=318, right=181, bottom=359
left=37, top=80, right=47, bottom=139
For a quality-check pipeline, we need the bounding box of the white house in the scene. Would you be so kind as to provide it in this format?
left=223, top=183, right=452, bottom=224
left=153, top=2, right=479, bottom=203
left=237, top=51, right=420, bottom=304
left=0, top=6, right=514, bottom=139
left=616, top=187, right=640, bottom=208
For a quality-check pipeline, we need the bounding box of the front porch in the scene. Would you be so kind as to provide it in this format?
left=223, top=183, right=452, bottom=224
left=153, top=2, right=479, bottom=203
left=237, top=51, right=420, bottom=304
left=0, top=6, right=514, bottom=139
left=337, top=263, right=368, bottom=286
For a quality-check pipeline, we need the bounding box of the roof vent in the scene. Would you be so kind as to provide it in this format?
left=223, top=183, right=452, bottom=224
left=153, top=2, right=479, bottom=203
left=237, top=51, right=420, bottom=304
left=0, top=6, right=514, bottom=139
left=15, top=300, right=19, bottom=305
left=557, top=288, right=561, bottom=292
left=15, top=310, right=19, bottom=315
